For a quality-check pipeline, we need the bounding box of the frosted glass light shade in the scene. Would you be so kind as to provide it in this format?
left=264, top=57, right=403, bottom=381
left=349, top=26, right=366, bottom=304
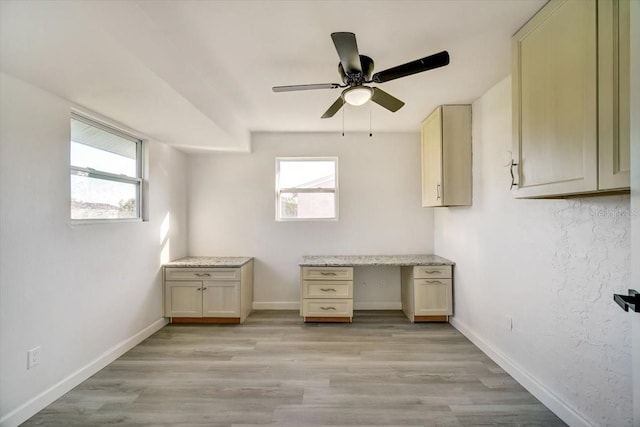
left=343, top=86, right=373, bottom=106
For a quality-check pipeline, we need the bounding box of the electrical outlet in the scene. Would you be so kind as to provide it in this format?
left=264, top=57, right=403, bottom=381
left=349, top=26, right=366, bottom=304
left=506, top=315, right=513, bottom=332
left=27, top=346, right=41, bottom=369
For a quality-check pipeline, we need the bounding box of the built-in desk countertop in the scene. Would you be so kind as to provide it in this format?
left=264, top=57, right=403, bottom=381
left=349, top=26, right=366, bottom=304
left=299, top=254, right=454, bottom=267
left=164, top=256, right=253, bottom=268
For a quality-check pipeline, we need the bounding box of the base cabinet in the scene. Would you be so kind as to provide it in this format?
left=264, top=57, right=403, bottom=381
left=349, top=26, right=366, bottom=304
left=164, top=261, right=253, bottom=324
left=401, top=265, right=453, bottom=322
left=301, top=266, right=353, bottom=322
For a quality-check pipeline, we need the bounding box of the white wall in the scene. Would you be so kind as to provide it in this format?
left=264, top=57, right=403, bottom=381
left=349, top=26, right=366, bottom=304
left=187, top=132, right=434, bottom=308
left=0, top=72, right=188, bottom=426
left=434, top=76, right=632, bottom=426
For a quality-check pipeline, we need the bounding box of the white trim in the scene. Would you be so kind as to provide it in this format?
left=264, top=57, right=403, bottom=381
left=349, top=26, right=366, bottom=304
left=449, top=316, right=594, bottom=427
left=70, top=112, right=144, bottom=221
left=275, top=156, right=339, bottom=221
left=354, top=301, right=402, bottom=310
left=70, top=111, right=142, bottom=143
left=0, top=318, right=168, bottom=427
left=252, top=301, right=299, bottom=310
left=69, top=218, right=143, bottom=227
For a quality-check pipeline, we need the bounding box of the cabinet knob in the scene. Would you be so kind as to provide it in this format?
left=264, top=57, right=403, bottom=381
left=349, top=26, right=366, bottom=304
left=202, top=287, right=207, bottom=291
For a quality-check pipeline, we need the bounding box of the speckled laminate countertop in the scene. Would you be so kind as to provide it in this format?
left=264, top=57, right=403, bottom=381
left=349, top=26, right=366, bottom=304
left=164, top=256, right=253, bottom=268
left=299, top=254, right=454, bottom=267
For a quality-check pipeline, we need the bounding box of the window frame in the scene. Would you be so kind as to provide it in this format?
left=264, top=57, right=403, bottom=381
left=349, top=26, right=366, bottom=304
left=70, top=112, right=144, bottom=222
left=275, top=156, right=339, bottom=222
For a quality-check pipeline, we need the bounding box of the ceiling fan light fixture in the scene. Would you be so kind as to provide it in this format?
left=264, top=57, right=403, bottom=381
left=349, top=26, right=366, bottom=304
left=342, top=86, right=373, bottom=106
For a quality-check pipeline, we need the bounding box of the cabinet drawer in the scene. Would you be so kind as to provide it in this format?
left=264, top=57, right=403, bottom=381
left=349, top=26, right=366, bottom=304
left=303, top=280, right=352, bottom=298
left=302, top=266, right=353, bottom=281
left=415, top=278, right=452, bottom=286
left=414, top=265, right=451, bottom=279
left=165, top=268, right=240, bottom=281
left=302, top=299, right=353, bottom=317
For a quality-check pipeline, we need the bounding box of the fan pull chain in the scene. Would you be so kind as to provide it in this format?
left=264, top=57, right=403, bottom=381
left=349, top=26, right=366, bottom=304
left=342, top=106, right=345, bottom=137
left=369, top=106, right=373, bottom=137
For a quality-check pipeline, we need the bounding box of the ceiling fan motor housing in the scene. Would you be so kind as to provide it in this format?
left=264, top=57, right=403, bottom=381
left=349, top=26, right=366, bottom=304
left=339, top=55, right=374, bottom=85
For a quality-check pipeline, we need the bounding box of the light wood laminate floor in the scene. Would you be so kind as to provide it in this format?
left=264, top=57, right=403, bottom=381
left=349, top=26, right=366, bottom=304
left=23, top=311, right=566, bottom=426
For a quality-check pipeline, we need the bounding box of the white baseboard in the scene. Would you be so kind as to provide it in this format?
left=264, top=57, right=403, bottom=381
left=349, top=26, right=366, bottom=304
left=252, top=301, right=299, bottom=310
left=354, top=301, right=402, bottom=310
left=0, top=317, right=168, bottom=427
left=449, top=317, right=593, bottom=427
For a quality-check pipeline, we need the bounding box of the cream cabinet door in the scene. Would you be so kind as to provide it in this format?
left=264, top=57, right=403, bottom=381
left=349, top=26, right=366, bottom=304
left=421, top=105, right=472, bottom=207
left=165, top=281, right=202, bottom=317
left=421, top=107, right=443, bottom=207
left=202, top=281, right=240, bottom=317
left=414, top=279, right=452, bottom=316
left=512, top=0, right=598, bottom=197
left=598, top=0, right=630, bottom=190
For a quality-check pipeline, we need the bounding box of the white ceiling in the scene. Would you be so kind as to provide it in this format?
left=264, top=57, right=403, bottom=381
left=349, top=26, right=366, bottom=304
left=0, top=0, right=545, bottom=152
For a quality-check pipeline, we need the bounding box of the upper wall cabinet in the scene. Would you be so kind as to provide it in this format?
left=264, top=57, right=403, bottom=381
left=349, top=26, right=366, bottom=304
left=421, top=105, right=472, bottom=207
left=511, top=0, right=630, bottom=198
left=598, top=0, right=630, bottom=190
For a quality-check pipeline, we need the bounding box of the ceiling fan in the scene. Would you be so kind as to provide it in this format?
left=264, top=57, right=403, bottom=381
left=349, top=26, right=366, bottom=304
left=272, top=32, right=450, bottom=119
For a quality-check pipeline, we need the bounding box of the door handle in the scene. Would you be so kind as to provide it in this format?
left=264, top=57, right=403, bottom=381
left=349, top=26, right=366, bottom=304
left=613, top=289, right=639, bottom=312
left=510, top=160, right=519, bottom=190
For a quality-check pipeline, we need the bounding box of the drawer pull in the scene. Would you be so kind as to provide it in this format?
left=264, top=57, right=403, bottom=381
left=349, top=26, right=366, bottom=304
left=202, top=287, right=207, bottom=290
left=195, top=273, right=212, bottom=277
left=196, top=287, right=201, bottom=291
left=320, top=272, right=337, bottom=276
left=320, top=288, right=337, bottom=292
left=320, top=306, right=336, bottom=311
left=425, top=280, right=443, bottom=284
left=424, top=270, right=441, bottom=274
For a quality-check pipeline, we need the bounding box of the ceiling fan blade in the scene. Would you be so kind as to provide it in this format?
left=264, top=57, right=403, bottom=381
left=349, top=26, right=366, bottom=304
left=370, top=87, right=405, bottom=112
left=331, top=32, right=362, bottom=75
left=321, top=97, right=345, bottom=119
left=273, top=83, right=341, bottom=92
left=371, top=51, right=449, bottom=83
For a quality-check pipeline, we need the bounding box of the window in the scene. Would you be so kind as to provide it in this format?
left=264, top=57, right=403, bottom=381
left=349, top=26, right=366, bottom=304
left=276, top=157, right=338, bottom=221
left=70, top=113, right=143, bottom=220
